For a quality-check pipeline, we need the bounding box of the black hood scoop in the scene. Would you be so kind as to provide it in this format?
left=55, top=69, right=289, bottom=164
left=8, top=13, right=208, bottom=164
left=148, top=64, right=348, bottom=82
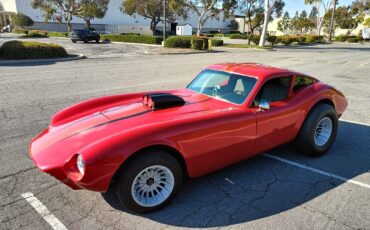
left=143, top=93, right=185, bottom=110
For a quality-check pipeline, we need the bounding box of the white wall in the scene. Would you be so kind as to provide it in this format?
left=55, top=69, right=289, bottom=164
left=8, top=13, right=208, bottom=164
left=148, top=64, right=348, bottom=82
left=3, top=0, right=233, bottom=33
left=1, top=0, right=17, bottom=12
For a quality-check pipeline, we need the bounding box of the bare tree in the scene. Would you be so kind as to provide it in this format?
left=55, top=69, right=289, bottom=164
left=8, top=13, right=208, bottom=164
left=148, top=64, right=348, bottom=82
left=32, top=0, right=79, bottom=32
left=185, top=0, right=237, bottom=36
left=258, top=0, right=284, bottom=46
left=304, top=0, right=333, bottom=36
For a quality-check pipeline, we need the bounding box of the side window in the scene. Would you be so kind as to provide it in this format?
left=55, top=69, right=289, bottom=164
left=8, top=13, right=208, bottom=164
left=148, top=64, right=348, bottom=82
left=253, top=77, right=292, bottom=106
left=293, top=76, right=314, bottom=92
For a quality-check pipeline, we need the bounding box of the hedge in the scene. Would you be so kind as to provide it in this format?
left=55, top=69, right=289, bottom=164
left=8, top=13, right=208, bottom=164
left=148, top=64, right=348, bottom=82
left=346, top=37, right=359, bottom=43
left=191, top=37, right=206, bottom=50
left=100, top=34, right=163, bottom=45
left=250, top=35, right=260, bottom=45
left=164, top=36, right=192, bottom=48
left=13, top=28, right=29, bottom=34
left=48, top=31, right=69, bottom=37
left=0, top=40, right=67, bottom=59
left=211, top=39, right=223, bottom=46
left=305, top=35, right=324, bottom=43
left=267, top=35, right=277, bottom=45
left=26, top=31, right=48, bottom=38
left=229, top=34, right=246, bottom=39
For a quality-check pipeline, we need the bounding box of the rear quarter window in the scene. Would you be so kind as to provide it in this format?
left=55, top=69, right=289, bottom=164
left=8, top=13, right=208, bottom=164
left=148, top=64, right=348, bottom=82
left=293, top=76, right=314, bottom=92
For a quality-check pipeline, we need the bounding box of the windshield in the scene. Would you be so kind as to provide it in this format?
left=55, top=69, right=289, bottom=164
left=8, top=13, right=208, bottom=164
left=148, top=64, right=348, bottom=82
left=187, top=69, right=257, bottom=105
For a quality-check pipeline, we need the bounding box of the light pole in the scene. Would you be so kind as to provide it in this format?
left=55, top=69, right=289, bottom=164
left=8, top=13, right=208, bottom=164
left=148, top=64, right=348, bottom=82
left=163, top=0, right=167, bottom=44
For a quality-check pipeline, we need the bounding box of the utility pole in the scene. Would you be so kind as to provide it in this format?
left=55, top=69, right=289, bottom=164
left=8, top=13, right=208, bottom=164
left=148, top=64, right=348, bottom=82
left=163, top=0, right=167, bottom=44
left=328, top=0, right=337, bottom=42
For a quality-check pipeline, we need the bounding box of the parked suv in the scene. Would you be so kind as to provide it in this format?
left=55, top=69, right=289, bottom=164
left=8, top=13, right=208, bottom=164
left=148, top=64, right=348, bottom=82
left=70, top=28, right=100, bottom=43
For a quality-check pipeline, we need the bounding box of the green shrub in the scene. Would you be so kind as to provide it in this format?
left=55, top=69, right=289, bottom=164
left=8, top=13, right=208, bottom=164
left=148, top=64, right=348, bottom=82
left=335, top=35, right=347, bottom=42
left=100, top=34, right=163, bottom=45
left=214, top=33, right=224, bottom=37
left=12, top=13, right=34, bottom=27
left=191, top=37, right=205, bottom=50
left=356, top=35, right=363, bottom=41
left=305, top=35, right=324, bottom=43
left=346, top=37, right=358, bottom=43
left=229, top=30, right=241, bottom=34
left=12, top=28, right=29, bottom=34
left=48, top=31, right=69, bottom=37
left=202, top=33, right=214, bottom=37
left=229, top=34, right=245, bottom=39
left=26, top=31, right=48, bottom=38
left=293, top=35, right=306, bottom=43
left=278, top=36, right=294, bottom=45
left=192, top=37, right=209, bottom=50
left=267, top=35, right=277, bottom=46
left=164, top=36, right=192, bottom=48
left=120, top=33, right=141, bottom=36
left=250, top=35, right=260, bottom=45
left=0, top=40, right=67, bottom=59
left=211, top=39, right=224, bottom=46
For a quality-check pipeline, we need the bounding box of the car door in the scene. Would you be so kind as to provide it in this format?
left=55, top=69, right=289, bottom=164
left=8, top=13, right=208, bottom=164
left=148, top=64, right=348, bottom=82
left=251, top=75, right=300, bottom=153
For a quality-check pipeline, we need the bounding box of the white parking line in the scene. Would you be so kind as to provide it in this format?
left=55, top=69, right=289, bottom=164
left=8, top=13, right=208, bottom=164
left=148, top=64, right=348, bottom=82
left=21, top=192, right=67, bottom=230
left=262, top=153, right=370, bottom=190
left=340, top=118, right=370, bottom=127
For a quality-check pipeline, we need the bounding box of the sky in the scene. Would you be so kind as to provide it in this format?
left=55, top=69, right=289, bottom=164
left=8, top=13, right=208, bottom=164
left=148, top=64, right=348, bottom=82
left=284, top=0, right=354, bottom=16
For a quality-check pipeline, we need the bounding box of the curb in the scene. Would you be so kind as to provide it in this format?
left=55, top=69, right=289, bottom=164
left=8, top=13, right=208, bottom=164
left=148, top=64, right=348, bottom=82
left=0, top=54, right=86, bottom=65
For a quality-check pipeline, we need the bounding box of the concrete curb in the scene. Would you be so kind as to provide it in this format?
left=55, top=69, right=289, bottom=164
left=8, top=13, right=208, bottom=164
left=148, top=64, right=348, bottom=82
left=0, top=53, right=86, bottom=65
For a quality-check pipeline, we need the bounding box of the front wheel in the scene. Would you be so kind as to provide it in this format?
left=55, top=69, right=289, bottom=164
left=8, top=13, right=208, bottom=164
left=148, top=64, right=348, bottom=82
left=116, top=150, right=183, bottom=213
left=295, top=103, right=338, bottom=157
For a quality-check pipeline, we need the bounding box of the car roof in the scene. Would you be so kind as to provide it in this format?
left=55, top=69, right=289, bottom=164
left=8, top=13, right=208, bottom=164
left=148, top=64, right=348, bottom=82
left=206, top=63, right=307, bottom=81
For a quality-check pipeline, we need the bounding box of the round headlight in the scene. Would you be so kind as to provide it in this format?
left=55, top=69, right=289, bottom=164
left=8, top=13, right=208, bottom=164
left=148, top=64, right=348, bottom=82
left=77, top=154, right=85, bottom=175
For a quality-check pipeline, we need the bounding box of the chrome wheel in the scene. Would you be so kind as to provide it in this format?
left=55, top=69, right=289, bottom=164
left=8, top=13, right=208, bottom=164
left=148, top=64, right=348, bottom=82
left=314, top=117, right=333, bottom=147
left=131, top=165, right=175, bottom=207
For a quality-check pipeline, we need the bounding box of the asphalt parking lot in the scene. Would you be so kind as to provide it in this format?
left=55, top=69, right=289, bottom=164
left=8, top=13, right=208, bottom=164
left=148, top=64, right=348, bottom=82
left=0, top=37, right=370, bottom=229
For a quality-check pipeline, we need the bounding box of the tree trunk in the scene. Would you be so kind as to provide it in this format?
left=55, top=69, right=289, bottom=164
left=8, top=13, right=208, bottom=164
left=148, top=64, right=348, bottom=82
left=150, top=19, right=160, bottom=36
left=197, top=10, right=207, bottom=36
left=247, top=17, right=252, bottom=45
left=328, top=0, right=337, bottom=42
left=85, top=19, right=91, bottom=29
left=259, top=0, right=270, bottom=47
left=66, top=12, right=72, bottom=33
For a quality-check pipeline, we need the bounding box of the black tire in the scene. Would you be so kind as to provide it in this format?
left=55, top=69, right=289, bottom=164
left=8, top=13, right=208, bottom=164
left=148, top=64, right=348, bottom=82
left=96, top=38, right=99, bottom=43
left=72, top=40, right=77, bottom=43
left=83, top=38, right=88, bottom=43
left=116, top=150, right=183, bottom=213
left=295, top=103, right=338, bottom=157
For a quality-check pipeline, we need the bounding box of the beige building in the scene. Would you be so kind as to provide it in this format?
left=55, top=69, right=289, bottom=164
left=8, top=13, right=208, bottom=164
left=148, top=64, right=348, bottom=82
left=236, top=15, right=370, bottom=37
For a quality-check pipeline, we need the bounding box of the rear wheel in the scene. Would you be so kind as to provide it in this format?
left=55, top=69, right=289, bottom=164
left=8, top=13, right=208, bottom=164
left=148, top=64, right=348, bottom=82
left=116, top=150, right=183, bottom=213
left=295, top=104, right=338, bottom=156
left=72, top=40, right=77, bottom=43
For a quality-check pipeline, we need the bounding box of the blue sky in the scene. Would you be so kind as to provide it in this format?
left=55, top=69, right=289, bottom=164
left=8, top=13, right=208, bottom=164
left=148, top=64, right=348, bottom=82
left=284, top=0, right=354, bottom=16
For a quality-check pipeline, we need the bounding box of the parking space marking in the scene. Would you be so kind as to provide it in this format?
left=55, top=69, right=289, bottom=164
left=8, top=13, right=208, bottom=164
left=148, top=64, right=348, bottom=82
left=262, top=154, right=370, bottom=190
left=340, top=118, right=370, bottom=127
left=21, top=192, right=67, bottom=230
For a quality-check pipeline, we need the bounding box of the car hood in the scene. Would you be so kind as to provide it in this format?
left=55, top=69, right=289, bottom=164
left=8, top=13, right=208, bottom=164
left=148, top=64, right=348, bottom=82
left=30, top=89, right=237, bottom=160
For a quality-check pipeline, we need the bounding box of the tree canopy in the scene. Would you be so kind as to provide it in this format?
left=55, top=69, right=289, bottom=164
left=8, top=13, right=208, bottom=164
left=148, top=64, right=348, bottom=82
left=12, top=13, right=34, bottom=27
left=122, top=0, right=187, bottom=35
left=76, top=0, right=110, bottom=28
left=185, top=0, right=238, bottom=36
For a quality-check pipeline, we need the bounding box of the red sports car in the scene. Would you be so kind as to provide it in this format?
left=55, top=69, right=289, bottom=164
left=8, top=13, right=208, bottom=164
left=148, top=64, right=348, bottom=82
left=29, top=63, right=348, bottom=213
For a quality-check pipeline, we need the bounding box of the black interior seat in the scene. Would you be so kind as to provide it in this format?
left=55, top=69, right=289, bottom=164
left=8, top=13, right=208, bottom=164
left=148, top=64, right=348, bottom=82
left=254, top=77, right=291, bottom=105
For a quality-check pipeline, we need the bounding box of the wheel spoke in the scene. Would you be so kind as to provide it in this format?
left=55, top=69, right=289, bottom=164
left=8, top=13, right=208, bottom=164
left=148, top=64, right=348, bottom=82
left=131, top=165, right=175, bottom=208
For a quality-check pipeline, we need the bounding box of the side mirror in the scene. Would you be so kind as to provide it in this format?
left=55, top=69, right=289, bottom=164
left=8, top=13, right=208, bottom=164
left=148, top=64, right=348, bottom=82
left=259, top=101, right=270, bottom=111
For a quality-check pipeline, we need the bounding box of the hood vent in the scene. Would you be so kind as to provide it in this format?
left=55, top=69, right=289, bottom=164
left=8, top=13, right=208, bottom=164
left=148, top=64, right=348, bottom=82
left=143, top=93, right=185, bottom=110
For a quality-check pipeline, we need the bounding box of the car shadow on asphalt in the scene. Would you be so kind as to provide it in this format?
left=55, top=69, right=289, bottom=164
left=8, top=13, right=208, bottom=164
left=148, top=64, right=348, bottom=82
left=102, top=120, right=370, bottom=227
